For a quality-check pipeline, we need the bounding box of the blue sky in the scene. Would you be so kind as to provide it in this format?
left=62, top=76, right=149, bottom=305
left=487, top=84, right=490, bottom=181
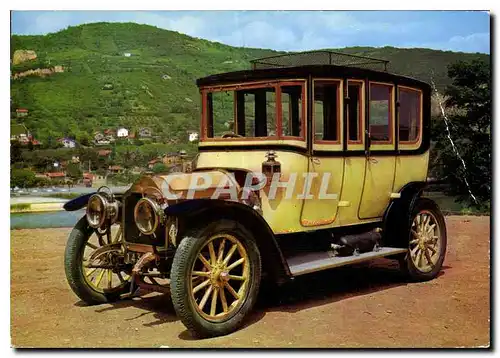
left=11, top=10, right=490, bottom=54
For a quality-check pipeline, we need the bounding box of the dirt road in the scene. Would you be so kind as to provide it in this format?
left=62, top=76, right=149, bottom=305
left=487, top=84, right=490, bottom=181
left=11, top=216, right=490, bottom=348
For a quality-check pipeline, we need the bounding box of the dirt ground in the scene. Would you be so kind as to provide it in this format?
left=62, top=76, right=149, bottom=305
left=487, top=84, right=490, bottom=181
left=11, top=216, right=490, bottom=348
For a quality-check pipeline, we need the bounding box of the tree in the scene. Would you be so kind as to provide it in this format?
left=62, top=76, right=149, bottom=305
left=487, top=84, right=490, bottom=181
left=152, top=163, right=168, bottom=174
left=11, top=168, right=36, bottom=188
left=10, top=141, right=22, bottom=165
left=432, top=59, right=491, bottom=209
left=66, top=162, right=82, bottom=181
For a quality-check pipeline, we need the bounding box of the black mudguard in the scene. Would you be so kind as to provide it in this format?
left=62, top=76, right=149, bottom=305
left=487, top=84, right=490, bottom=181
left=63, top=193, right=96, bottom=211
left=382, top=181, right=427, bottom=247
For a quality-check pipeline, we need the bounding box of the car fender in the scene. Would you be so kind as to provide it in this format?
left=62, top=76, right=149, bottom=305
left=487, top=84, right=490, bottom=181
left=63, top=192, right=96, bottom=211
left=382, top=181, right=427, bottom=247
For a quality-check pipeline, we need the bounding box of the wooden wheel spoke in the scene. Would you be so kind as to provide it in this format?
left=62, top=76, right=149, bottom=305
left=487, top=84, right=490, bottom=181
left=411, top=229, right=418, bottom=238
left=86, top=267, right=97, bottom=277
left=409, top=239, right=419, bottom=245
left=226, top=257, right=244, bottom=271
left=208, top=242, right=217, bottom=265
left=86, top=242, right=98, bottom=250
left=426, top=244, right=437, bottom=255
left=417, top=250, right=424, bottom=268
left=113, top=229, right=122, bottom=244
left=199, top=285, right=213, bottom=311
left=426, top=223, right=436, bottom=233
left=228, top=274, right=245, bottom=281
left=107, top=270, right=112, bottom=289
left=192, top=271, right=211, bottom=278
left=410, top=246, right=419, bottom=258
left=95, top=231, right=106, bottom=247
left=193, top=279, right=211, bottom=294
left=95, top=269, right=105, bottom=287
left=217, top=238, right=226, bottom=264
left=210, top=287, right=219, bottom=316
left=420, top=215, right=427, bottom=232
left=220, top=287, right=228, bottom=313
left=198, top=254, right=212, bottom=270
left=424, top=248, right=434, bottom=266
left=224, top=281, right=239, bottom=300
left=223, top=244, right=238, bottom=266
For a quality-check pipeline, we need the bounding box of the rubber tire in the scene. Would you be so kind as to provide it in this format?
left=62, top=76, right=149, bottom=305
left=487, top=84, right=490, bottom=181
left=400, top=198, right=447, bottom=281
left=170, top=219, right=262, bottom=338
left=64, top=216, right=130, bottom=305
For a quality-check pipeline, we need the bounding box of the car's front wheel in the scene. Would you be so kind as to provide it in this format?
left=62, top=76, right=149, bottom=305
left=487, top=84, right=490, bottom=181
left=170, top=220, right=261, bottom=338
left=64, top=217, right=131, bottom=304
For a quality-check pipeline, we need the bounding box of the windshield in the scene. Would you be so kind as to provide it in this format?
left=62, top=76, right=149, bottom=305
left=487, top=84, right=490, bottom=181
left=202, top=81, right=305, bottom=140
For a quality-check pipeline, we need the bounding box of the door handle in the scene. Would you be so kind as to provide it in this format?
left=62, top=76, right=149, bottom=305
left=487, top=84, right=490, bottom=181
left=312, top=157, right=321, bottom=165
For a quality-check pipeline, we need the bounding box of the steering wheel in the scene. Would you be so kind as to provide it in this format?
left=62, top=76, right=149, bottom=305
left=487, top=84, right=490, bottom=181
left=221, top=132, right=243, bottom=138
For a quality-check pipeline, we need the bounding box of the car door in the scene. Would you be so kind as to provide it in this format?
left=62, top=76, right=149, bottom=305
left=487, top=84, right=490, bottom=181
left=358, top=81, right=396, bottom=219
left=336, top=79, right=367, bottom=226
left=300, top=79, right=344, bottom=227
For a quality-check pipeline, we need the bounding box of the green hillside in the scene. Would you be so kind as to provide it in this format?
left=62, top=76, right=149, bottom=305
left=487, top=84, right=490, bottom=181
left=10, top=22, right=489, bottom=144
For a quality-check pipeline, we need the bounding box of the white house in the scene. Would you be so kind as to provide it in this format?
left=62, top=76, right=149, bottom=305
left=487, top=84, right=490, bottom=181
left=116, top=127, right=129, bottom=138
left=188, top=132, right=199, bottom=142
left=58, top=138, right=76, bottom=148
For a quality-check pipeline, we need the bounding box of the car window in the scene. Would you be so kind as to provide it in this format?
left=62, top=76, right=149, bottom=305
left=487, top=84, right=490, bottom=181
left=348, top=83, right=362, bottom=143
left=206, top=86, right=278, bottom=138
left=314, top=81, right=340, bottom=142
left=369, top=83, right=392, bottom=142
left=281, top=85, right=303, bottom=138
left=399, top=87, right=421, bottom=143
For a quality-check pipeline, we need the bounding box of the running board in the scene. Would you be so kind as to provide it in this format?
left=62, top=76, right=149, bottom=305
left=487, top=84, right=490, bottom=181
left=287, top=247, right=408, bottom=276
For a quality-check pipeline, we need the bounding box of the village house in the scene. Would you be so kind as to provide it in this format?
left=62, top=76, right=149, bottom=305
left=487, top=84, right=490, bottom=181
left=162, top=152, right=181, bottom=166
left=117, top=127, right=129, bottom=138
left=82, top=172, right=94, bottom=187
left=94, top=132, right=111, bottom=145
left=188, top=131, right=199, bottom=142
left=16, top=108, right=28, bottom=117
left=58, top=138, right=76, bottom=148
left=139, top=127, right=152, bottom=138
left=94, top=132, right=104, bottom=141
left=104, top=129, right=116, bottom=137
left=45, top=172, right=67, bottom=180
left=92, top=174, right=107, bottom=188
left=96, top=138, right=111, bottom=146
left=97, top=149, right=112, bottom=157
left=17, top=133, right=30, bottom=145
left=108, top=165, right=124, bottom=174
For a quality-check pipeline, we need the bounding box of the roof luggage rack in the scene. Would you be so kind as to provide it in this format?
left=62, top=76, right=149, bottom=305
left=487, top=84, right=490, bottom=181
left=250, top=50, right=390, bottom=72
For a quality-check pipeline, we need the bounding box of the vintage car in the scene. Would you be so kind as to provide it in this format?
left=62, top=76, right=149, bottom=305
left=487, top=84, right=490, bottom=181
left=64, top=51, right=447, bottom=338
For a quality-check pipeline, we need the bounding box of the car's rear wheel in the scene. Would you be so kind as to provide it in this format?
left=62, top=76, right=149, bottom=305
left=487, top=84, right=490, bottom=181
left=400, top=198, right=447, bottom=281
left=170, top=220, right=261, bottom=338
